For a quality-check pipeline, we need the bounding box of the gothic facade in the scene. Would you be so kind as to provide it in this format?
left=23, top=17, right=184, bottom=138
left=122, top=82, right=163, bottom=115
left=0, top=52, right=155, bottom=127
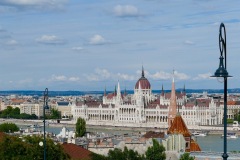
left=72, top=68, right=223, bottom=128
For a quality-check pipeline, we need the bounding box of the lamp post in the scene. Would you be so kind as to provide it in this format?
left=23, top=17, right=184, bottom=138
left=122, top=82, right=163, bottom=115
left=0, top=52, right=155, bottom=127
left=43, top=88, right=49, bottom=160
left=211, top=23, right=231, bottom=160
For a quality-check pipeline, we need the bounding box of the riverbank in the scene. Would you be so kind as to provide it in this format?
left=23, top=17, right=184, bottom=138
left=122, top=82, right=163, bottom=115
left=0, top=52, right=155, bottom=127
left=1, top=118, right=239, bottom=135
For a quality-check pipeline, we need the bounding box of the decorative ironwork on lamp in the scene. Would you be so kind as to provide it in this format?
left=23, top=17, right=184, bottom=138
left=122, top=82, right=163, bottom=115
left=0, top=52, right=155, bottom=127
left=211, top=22, right=232, bottom=160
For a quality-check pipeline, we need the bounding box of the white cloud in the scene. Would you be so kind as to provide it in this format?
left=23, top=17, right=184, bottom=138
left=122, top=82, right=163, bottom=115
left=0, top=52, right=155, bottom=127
left=86, top=68, right=136, bottom=81
left=89, top=34, right=106, bottom=45
left=49, top=75, right=80, bottom=82
left=113, top=5, right=140, bottom=17
left=138, top=70, right=190, bottom=81
left=36, top=35, right=66, bottom=45
left=0, top=0, right=68, bottom=10
left=193, top=73, right=212, bottom=80
left=184, top=40, right=195, bottom=45
left=174, top=71, right=190, bottom=80
left=69, top=77, right=80, bottom=82
left=72, top=46, right=83, bottom=51
left=147, top=71, right=172, bottom=80
left=50, top=75, right=67, bottom=81
left=5, top=39, right=18, bottom=45
left=85, top=68, right=190, bottom=82
left=117, top=73, right=136, bottom=81
left=85, top=75, right=99, bottom=81
left=95, top=68, right=111, bottom=79
left=18, top=78, right=32, bottom=84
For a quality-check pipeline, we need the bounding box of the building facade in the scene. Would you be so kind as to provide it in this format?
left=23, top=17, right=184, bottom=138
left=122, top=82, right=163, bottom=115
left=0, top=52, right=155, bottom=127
left=72, top=68, right=223, bottom=128
left=20, top=103, right=42, bottom=117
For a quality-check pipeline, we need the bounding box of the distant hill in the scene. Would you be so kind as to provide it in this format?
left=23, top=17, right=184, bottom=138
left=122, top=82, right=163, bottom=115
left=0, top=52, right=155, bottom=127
left=0, top=89, right=240, bottom=96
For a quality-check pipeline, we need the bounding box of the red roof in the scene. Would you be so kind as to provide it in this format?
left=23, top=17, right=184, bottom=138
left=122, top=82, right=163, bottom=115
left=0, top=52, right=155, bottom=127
left=143, top=131, right=165, bottom=138
left=190, top=139, right=201, bottom=152
left=135, top=77, right=151, bottom=89
left=62, top=143, right=92, bottom=160
left=167, top=113, right=191, bottom=137
left=228, top=101, right=236, bottom=105
left=107, top=93, right=115, bottom=99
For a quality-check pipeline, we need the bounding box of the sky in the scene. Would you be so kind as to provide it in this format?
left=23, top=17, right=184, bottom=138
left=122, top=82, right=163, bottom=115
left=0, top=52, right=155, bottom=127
left=0, top=0, right=240, bottom=91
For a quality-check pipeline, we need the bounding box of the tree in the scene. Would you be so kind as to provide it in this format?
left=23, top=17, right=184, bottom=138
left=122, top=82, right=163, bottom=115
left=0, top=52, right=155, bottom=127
left=90, top=152, right=108, bottom=160
left=12, top=107, right=20, bottom=115
left=0, top=123, right=19, bottom=133
left=4, top=106, right=13, bottom=115
left=179, top=153, right=194, bottom=160
left=75, top=117, right=86, bottom=137
left=24, top=135, right=70, bottom=160
left=0, top=106, right=37, bottom=119
left=0, top=133, right=31, bottom=160
left=50, top=108, right=61, bottom=119
left=145, top=139, right=166, bottom=160
left=0, top=133, right=70, bottom=160
left=107, top=147, right=144, bottom=160
left=108, top=148, right=125, bottom=160
left=123, top=146, right=144, bottom=160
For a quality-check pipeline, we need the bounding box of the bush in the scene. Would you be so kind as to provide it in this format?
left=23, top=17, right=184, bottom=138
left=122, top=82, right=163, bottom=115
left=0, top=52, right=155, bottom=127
left=0, top=123, right=19, bottom=133
left=227, top=119, right=234, bottom=124
left=0, top=133, right=70, bottom=160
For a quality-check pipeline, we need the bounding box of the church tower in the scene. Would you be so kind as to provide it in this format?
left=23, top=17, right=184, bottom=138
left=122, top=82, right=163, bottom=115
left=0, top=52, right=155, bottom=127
left=168, top=71, right=177, bottom=128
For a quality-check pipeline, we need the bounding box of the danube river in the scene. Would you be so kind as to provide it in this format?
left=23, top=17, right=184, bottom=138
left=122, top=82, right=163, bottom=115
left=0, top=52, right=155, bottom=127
left=28, top=125, right=240, bottom=152
left=196, top=135, right=240, bottom=152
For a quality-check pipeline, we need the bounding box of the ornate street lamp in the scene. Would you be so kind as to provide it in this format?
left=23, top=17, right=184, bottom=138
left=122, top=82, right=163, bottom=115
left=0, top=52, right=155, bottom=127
left=211, top=23, right=232, bottom=160
left=43, top=88, right=49, bottom=160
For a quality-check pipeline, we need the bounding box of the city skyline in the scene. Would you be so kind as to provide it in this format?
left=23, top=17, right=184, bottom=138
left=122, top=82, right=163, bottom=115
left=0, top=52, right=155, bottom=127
left=0, top=0, right=240, bottom=91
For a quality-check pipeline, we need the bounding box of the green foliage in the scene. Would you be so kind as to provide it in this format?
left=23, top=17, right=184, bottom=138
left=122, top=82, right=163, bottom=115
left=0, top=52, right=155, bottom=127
left=75, top=117, right=86, bottom=137
left=108, top=148, right=126, bottom=160
left=0, top=123, right=19, bottom=133
left=0, top=134, right=70, bottom=160
left=230, top=150, right=240, bottom=153
left=145, top=139, right=166, bottom=160
left=123, top=147, right=144, bottom=160
left=90, top=152, right=108, bottom=160
left=234, top=113, right=240, bottom=122
left=2, top=106, right=13, bottom=115
left=179, top=153, right=194, bottom=160
left=92, top=139, right=167, bottom=160
left=49, top=108, right=61, bottom=119
left=227, top=119, right=234, bottom=124
left=107, top=147, right=144, bottom=160
left=12, top=107, right=20, bottom=115
left=0, top=135, right=31, bottom=160
left=0, top=106, right=38, bottom=119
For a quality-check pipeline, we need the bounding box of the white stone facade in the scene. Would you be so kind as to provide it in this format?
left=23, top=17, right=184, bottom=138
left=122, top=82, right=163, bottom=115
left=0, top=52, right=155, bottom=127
left=72, top=70, right=224, bottom=128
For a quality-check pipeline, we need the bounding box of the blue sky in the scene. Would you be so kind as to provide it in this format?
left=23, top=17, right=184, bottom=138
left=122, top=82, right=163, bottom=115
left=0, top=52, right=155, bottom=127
left=0, top=0, right=240, bottom=91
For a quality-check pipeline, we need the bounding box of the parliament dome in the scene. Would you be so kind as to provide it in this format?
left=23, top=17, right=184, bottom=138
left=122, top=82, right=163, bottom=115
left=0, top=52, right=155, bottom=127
left=135, top=67, right=151, bottom=89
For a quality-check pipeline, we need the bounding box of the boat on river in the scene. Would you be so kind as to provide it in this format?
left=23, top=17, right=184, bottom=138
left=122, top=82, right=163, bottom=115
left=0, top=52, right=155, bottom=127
left=28, top=123, right=42, bottom=129
left=221, top=132, right=238, bottom=139
left=192, top=130, right=207, bottom=137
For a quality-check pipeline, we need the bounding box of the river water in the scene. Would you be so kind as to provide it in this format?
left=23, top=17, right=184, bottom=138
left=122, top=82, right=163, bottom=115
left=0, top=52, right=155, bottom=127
left=19, top=125, right=240, bottom=152
left=196, top=135, right=240, bottom=152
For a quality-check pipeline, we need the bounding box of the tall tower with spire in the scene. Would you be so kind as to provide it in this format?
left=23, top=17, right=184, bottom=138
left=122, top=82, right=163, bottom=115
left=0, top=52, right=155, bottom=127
left=134, top=66, right=152, bottom=105
left=168, top=70, right=177, bottom=128
left=161, top=84, right=164, bottom=96
left=115, top=81, right=122, bottom=105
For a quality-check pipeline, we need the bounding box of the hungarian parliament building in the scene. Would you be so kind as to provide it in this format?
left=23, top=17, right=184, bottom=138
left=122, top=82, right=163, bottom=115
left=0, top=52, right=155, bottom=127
left=72, top=68, right=224, bottom=128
